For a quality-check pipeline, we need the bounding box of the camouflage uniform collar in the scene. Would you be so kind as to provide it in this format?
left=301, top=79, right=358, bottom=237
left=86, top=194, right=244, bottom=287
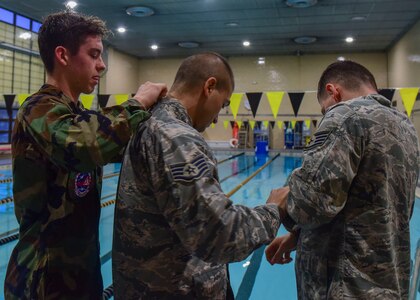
left=154, top=97, right=193, bottom=126
left=366, top=93, right=392, bottom=107
left=40, top=84, right=83, bottom=109
left=327, top=93, right=391, bottom=114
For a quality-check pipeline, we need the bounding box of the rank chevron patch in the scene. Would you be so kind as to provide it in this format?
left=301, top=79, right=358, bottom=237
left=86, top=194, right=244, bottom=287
left=169, top=154, right=210, bottom=183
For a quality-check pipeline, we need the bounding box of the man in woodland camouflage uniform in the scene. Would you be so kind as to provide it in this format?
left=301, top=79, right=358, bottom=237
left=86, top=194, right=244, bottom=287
left=4, top=11, right=166, bottom=300
left=112, top=53, right=282, bottom=299
left=265, top=61, right=419, bottom=299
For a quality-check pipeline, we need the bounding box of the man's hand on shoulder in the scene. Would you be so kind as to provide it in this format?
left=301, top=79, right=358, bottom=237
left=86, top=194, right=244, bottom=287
left=133, top=81, right=168, bottom=109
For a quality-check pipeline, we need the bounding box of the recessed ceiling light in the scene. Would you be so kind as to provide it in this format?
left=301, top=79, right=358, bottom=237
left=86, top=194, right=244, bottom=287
left=243, top=41, right=250, bottom=47
left=337, top=56, right=346, bottom=61
left=258, top=57, right=265, bottom=65
left=126, top=6, right=155, bottom=17
left=19, top=32, right=31, bottom=40
left=294, top=36, right=317, bottom=44
left=285, top=0, right=317, bottom=8
left=150, top=44, right=158, bottom=50
left=225, top=22, right=239, bottom=27
left=65, top=1, right=77, bottom=9
left=345, top=36, right=354, bottom=43
left=178, top=41, right=200, bottom=48
left=117, top=27, right=126, bottom=33
left=351, top=16, right=367, bottom=21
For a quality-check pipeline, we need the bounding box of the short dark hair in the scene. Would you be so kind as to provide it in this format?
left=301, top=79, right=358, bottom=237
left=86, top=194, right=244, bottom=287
left=171, top=52, right=235, bottom=93
left=317, top=60, right=378, bottom=100
left=38, top=10, right=110, bottom=73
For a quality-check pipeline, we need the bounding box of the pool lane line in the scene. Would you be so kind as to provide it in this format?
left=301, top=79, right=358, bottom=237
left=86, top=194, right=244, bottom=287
left=0, top=177, right=12, bottom=184
left=226, top=153, right=280, bottom=197
left=103, top=284, right=114, bottom=300
left=0, top=191, right=116, bottom=207
left=217, top=152, right=245, bottom=165
left=219, top=160, right=256, bottom=184
left=0, top=228, right=19, bottom=239
left=0, top=196, right=13, bottom=205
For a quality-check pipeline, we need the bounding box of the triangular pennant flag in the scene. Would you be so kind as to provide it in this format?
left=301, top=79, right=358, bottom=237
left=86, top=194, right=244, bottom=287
left=114, top=94, right=129, bottom=105
left=277, top=121, right=284, bottom=129
left=229, top=93, right=243, bottom=119
left=378, top=88, right=396, bottom=101
left=237, top=120, right=242, bottom=129
left=263, top=121, right=269, bottom=128
left=246, top=92, right=263, bottom=118
left=256, top=121, right=262, bottom=129
left=312, top=120, right=318, bottom=128
left=291, top=120, right=297, bottom=129
left=223, top=120, right=229, bottom=130
left=4, top=94, right=16, bottom=118
left=269, top=121, right=275, bottom=129
left=230, top=121, right=235, bottom=129
left=304, top=119, right=311, bottom=129
left=249, top=120, right=256, bottom=130
left=210, top=123, right=215, bottom=128
left=243, top=121, right=249, bottom=129
left=17, top=94, right=30, bottom=106
left=266, top=91, right=285, bottom=118
left=288, top=92, right=305, bottom=117
left=400, top=88, right=419, bottom=117
left=79, top=94, right=95, bottom=109
left=97, top=94, right=110, bottom=108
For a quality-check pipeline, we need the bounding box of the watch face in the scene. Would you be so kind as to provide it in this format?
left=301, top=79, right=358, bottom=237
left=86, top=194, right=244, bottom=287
left=244, top=99, right=251, bottom=111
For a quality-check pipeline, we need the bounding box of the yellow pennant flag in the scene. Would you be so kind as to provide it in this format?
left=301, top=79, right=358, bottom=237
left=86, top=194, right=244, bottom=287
left=236, top=121, right=242, bottom=129
left=277, top=121, right=284, bottom=129
left=17, top=94, right=30, bottom=106
left=263, top=120, right=269, bottom=128
left=229, top=93, right=243, bottom=119
left=304, top=119, right=311, bottom=129
left=291, top=120, right=297, bottom=129
left=210, top=123, right=215, bottom=129
left=114, top=94, right=129, bottom=105
left=223, top=120, right=229, bottom=130
left=80, top=94, right=95, bottom=109
left=266, top=91, right=285, bottom=118
left=249, top=120, right=256, bottom=130
left=400, top=88, right=419, bottom=117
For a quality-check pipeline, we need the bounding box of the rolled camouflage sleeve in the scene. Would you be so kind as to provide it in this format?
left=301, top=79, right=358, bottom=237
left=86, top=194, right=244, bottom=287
left=143, top=125, right=280, bottom=264
left=288, top=106, right=363, bottom=229
left=21, top=97, right=149, bottom=171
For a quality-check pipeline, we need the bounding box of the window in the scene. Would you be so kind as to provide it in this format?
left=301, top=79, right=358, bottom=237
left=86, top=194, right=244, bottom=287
left=32, top=21, right=41, bottom=33
left=0, top=8, right=13, bottom=25
left=16, top=15, right=30, bottom=30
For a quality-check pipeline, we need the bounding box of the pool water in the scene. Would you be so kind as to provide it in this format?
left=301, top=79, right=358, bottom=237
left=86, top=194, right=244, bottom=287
left=0, top=153, right=419, bottom=299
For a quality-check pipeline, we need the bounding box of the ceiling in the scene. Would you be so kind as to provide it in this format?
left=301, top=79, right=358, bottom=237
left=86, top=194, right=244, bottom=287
left=1, top=0, right=420, bottom=59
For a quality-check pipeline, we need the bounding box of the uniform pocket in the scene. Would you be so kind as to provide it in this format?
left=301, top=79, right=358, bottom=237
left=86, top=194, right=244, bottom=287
left=192, top=265, right=227, bottom=300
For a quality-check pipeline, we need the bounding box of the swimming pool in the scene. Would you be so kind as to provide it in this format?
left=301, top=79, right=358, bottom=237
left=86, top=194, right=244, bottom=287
left=0, top=152, right=419, bottom=299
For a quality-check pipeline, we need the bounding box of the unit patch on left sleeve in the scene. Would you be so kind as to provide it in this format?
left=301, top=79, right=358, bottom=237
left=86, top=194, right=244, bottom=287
left=169, top=154, right=210, bottom=183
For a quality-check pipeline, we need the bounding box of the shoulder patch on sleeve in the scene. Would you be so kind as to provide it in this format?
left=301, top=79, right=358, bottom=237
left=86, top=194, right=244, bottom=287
left=304, top=130, right=331, bottom=152
left=169, top=154, right=210, bottom=183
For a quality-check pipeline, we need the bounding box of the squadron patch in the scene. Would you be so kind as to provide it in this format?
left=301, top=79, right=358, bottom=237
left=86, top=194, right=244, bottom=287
left=169, top=155, right=209, bottom=183
left=74, top=172, right=92, bottom=197
left=304, top=130, right=330, bottom=152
